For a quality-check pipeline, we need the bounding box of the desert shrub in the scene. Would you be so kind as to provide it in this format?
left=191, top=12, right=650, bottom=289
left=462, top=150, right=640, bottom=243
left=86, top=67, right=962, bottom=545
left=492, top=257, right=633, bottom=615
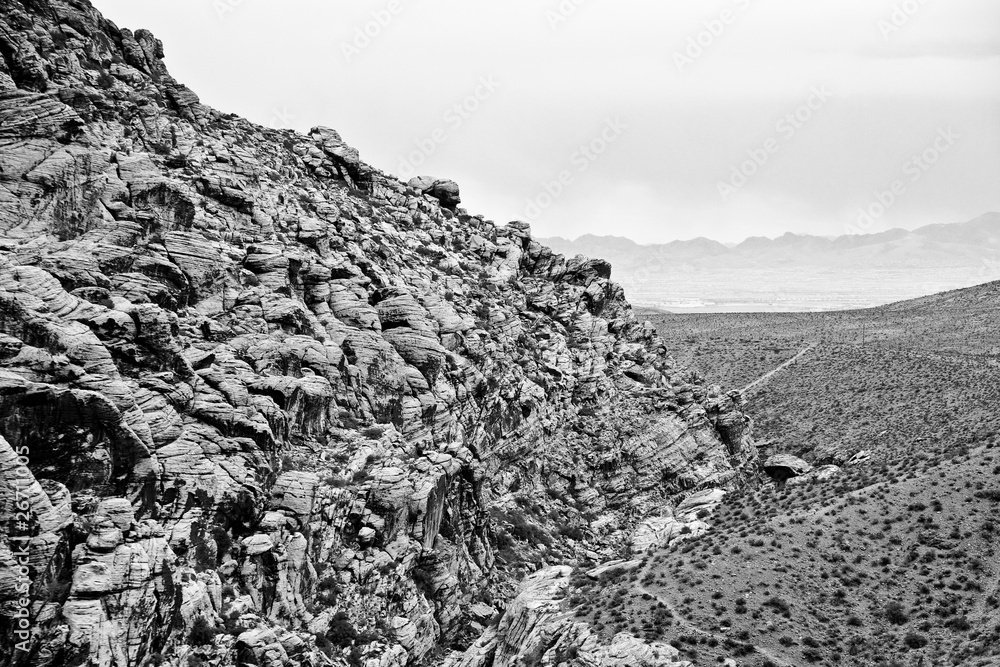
left=505, top=511, right=553, bottom=546
left=764, top=596, right=791, bottom=617
left=945, top=615, right=971, bottom=632
left=903, top=632, right=928, bottom=649
left=316, top=575, right=340, bottom=605
left=327, top=611, right=358, bottom=647
left=559, top=524, right=586, bottom=541
left=554, top=646, right=579, bottom=663
left=190, top=521, right=215, bottom=572
left=188, top=616, right=217, bottom=646
left=212, top=527, right=232, bottom=561
left=885, top=601, right=909, bottom=625
left=314, top=633, right=335, bottom=658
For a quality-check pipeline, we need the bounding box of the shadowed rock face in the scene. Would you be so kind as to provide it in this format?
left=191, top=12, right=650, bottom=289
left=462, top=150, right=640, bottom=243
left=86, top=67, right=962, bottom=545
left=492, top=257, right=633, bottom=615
left=0, top=1, right=756, bottom=665
left=763, top=454, right=812, bottom=483
left=407, top=177, right=461, bottom=212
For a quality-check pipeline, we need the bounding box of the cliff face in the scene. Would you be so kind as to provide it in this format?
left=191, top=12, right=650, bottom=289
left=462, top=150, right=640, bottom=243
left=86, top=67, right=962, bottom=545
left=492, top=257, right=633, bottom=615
left=0, top=2, right=755, bottom=666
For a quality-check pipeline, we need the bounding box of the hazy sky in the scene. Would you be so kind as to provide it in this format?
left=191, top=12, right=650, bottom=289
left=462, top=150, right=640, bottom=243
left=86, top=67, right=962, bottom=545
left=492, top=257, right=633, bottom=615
left=91, top=0, right=1000, bottom=243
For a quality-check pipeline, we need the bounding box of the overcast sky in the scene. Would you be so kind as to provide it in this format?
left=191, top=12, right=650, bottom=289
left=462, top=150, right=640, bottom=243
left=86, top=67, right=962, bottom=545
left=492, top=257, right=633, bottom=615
left=91, top=0, right=1000, bottom=243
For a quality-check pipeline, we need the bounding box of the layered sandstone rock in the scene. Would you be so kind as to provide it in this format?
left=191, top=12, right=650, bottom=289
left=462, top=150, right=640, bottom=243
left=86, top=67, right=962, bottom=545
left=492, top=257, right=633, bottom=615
left=0, top=1, right=757, bottom=665
left=445, top=567, right=692, bottom=667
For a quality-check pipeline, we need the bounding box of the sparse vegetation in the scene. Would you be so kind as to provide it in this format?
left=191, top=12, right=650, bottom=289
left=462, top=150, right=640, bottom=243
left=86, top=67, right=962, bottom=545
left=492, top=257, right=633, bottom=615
left=575, top=291, right=1000, bottom=665
left=188, top=616, right=218, bottom=646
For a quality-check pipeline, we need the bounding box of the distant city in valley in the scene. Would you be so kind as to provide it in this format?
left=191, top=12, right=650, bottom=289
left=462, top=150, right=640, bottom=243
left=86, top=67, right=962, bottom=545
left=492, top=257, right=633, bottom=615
left=541, top=212, right=1000, bottom=312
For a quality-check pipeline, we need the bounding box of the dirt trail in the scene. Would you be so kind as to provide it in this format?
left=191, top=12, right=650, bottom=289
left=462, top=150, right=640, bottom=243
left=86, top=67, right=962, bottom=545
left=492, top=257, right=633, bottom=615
left=740, top=343, right=816, bottom=396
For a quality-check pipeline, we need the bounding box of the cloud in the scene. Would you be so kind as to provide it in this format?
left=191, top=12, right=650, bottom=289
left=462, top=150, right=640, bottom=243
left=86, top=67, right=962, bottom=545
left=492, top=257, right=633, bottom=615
left=91, top=0, right=1000, bottom=243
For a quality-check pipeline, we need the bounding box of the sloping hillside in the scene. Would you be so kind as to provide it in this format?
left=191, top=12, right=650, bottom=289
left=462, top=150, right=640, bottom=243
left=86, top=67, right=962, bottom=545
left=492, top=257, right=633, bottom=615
left=648, top=280, right=1000, bottom=466
left=639, top=281, right=1000, bottom=665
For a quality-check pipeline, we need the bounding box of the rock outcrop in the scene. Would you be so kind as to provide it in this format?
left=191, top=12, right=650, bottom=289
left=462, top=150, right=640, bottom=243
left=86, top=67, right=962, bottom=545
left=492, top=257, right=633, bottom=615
left=407, top=177, right=461, bottom=212
left=763, top=454, right=812, bottom=483
left=0, top=1, right=757, bottom=666
left=445, top=567, right=692, bottom=667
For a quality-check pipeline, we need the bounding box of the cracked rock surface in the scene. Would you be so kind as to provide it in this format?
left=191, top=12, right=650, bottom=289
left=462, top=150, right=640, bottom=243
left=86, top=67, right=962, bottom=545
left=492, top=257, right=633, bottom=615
left=0, top=1, right=757, bottom=665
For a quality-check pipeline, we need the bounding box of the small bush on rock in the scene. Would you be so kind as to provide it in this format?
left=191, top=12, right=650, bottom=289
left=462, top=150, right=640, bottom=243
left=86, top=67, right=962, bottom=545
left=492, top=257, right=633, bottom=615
left=188, top=616, right=217, bottom=646
left=327, top=611, right=358, bottom=647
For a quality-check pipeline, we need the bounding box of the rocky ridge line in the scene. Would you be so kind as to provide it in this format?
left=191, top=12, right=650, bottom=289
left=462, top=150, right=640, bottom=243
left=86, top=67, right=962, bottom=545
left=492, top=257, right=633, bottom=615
left=0, top=2, right=757, bottom=665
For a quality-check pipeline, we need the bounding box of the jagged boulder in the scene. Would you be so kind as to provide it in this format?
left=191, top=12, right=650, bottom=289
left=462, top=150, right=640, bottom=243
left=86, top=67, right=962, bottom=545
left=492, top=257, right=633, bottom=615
left=408, top=176, right=462, bottom=210
left=628, top=478, right=728, bottom=554
left=763, top=454, right=813, bottom=482
left=788, top=464, right=841, bottom=486
left=309, top=125, right=372, bottom=187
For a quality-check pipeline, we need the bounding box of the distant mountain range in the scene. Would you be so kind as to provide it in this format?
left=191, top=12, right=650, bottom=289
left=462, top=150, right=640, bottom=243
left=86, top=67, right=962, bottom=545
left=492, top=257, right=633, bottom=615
left=539, top=213, right=1000, bottom=312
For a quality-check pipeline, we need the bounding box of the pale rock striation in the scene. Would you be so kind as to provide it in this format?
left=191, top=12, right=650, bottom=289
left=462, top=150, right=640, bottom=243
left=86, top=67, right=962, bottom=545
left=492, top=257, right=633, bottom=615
left=787, top=464, right=841, bottom=486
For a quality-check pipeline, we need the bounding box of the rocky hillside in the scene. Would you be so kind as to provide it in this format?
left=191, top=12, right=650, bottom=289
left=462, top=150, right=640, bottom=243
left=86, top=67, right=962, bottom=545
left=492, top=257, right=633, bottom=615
left=0, top=2, right=757, bottom=666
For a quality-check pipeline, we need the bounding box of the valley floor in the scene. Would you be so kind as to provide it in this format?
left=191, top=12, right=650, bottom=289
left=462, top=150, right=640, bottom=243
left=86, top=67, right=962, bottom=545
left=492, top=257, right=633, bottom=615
left=592, top=281, right=1000, bottom=665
